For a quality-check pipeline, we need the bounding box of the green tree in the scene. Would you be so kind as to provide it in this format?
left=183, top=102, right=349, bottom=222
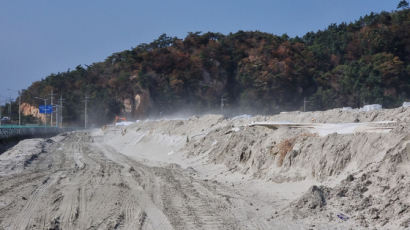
left=14, top=9, right=410, bottom=124
left=397, top=0, right=409, bottom=9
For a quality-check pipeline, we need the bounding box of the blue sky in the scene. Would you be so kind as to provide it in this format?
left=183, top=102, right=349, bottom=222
left=0, top=0, right=397, bottom=101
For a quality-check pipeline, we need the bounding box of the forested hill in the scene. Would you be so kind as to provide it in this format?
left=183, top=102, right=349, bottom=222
left=20, top=9, right=410, bottom=125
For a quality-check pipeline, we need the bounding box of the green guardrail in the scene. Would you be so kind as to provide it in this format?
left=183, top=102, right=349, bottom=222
left=0, top=125, right=61, bottom=129
left=0, top=126, right=77, bottom=140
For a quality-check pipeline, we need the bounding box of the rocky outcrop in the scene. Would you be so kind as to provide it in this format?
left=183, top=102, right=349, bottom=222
left=123, top=98, right=133, bottom=113
left=133, top=91, right=151, bottom=118
left=20, top=103, right=45, bottom=122
left=121, top=90, right=151, bottom=119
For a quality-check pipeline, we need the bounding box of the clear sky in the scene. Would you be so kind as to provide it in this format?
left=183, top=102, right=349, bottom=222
left=0, top=0, right=397, bottom=102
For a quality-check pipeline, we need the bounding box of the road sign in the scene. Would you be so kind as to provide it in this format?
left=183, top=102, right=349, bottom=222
left=39, top=105, right=53, bottom=114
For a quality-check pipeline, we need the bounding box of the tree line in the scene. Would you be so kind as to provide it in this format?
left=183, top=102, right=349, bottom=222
left=11, top=8, right=410, bottom=126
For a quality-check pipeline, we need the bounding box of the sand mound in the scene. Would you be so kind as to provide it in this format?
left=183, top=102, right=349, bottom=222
left=94, top=107, right=410, bottom=228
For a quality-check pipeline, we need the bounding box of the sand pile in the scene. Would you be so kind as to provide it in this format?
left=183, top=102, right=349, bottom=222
left=3, top=106, right=397, bottom=229
left=184, top=115, right=406, bottom=182
left=264, top=106, right=410, bottom=123
left=101, top=107, right=410, bottom=228
left=3, top=107, right=409, bottom=229
left=0, top=138, right=57, bottom=176
left=287, top=135, right=410, bottom=228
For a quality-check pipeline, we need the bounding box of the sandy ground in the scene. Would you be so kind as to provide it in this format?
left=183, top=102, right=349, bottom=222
left=0, top=107, right=409, bottom=229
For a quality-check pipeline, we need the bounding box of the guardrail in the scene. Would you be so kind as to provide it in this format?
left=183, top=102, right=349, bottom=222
left=0, top=125, right=76, bottom=140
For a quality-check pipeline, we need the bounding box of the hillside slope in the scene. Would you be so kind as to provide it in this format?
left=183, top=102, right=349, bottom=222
left=17, top=9, right=410, bottom=126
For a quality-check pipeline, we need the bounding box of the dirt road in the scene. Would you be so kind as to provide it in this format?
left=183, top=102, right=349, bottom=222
left=0, top=132, right=274, bottom=230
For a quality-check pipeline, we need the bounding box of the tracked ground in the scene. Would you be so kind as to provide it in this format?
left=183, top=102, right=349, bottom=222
left=0, top=132, right=272, bottom=230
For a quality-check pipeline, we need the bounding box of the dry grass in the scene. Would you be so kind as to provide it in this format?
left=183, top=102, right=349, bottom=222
left=277, top=138, right=296, bottom=167
left=276, top=133, right=317, bottom=166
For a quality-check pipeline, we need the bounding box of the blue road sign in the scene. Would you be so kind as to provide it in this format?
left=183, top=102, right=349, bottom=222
left=39, top=105, right=53, bottom=114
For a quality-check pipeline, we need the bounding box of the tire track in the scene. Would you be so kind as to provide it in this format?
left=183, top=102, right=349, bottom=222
left=0, top=131, right=272, bottom=230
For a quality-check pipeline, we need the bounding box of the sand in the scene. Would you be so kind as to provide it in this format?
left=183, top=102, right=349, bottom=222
left=0, top=106, right=409, bottom=229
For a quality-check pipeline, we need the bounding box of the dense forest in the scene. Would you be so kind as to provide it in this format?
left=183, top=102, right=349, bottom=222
left=7, top=7, right=410, bottom=126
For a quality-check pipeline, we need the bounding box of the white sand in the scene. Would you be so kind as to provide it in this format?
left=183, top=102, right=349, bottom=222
left=0, top=107, right=409, bottom=229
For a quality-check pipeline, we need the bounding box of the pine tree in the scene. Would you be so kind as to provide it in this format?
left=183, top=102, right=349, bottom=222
left=397, top=0, right=409, bottom=9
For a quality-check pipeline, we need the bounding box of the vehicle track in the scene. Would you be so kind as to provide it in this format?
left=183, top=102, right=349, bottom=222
left=0, top=132, right=271, bottom=230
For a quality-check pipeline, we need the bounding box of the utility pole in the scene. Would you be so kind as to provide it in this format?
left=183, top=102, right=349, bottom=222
left=18, top=92, right=21, bottom=126
left=55, top=105, right=58, bottom=128
left=8, top=97, right=12, bottom=120
left=43, top=99, right=47, bottom=127
left=35, top=97, right=47, bottom=127
left=49, top=90, right=55, bottom=127
left=0, top=100, right=2, bottom=126
left=84, top=95, right=89, bottom=129
left=220, top=96, right=226, bottom=114
left=59, top=95, right=64, bottom=128
left=303, top=97, right=311, bottom=112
